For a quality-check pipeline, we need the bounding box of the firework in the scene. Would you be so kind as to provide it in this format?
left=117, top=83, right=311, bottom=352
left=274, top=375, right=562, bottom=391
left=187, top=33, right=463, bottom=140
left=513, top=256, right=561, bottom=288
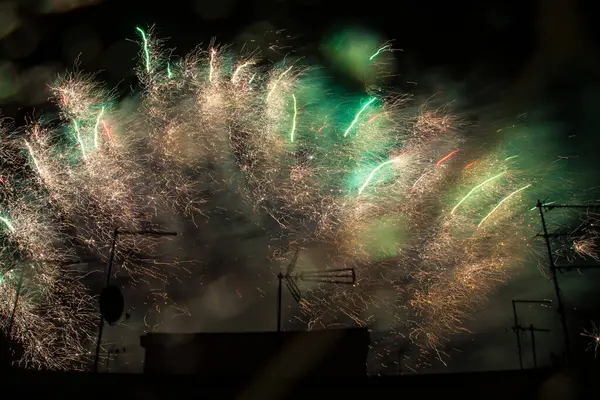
left=581, top=321, right=600, bottom=357
left=0, top=136, right=96, bottom=369
left=0, top=27, right=592, bottom=372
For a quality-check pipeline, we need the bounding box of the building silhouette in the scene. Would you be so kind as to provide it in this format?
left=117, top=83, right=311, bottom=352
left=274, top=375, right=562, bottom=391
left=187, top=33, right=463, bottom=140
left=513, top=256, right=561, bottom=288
left=140, top=328, right=369, bottom=377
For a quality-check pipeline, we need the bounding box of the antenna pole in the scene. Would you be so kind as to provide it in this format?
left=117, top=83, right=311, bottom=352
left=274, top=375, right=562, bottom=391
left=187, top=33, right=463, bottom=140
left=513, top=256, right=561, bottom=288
left=93, top=228, right=176, bottom=372
left=530, top=325, right=537, bottom=368
left=94, top=228, right=119, bottom=373
left=510, top=299, right=552, bottom=369
left=104, top=228, right=119, bottom=287
left=512, top=300, right=523, bottom=370
left=537, top=200, right=570, bottom=365
left=277, top=273, right=283, bottom=332
left=7, top=268, right=24, bottom=337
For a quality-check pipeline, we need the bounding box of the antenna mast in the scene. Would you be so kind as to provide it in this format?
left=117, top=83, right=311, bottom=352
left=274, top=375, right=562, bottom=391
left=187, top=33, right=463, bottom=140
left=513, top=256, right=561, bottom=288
left=276, top=249, right=356, bottom=332
left=536, top=201, right=600, bottom=366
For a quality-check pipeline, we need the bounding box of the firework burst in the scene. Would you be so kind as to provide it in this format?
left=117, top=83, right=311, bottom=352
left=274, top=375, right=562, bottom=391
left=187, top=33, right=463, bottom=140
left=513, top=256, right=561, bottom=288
left=581, top=321, right=600, bottom=357
left=0, top=27, right=593, bottom=372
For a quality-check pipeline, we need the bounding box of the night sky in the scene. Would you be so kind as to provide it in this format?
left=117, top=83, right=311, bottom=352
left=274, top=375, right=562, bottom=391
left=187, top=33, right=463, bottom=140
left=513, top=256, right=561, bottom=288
left=2, top=0, right=600, bottom=374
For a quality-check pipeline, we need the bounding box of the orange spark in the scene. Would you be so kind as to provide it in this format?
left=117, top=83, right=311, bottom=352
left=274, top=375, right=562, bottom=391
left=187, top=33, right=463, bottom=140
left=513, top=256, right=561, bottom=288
left=101, top=121, right=113, bottom=141
left=436, top=149, right=459, bottom=167
left=464, top=160, right=478, bottom=169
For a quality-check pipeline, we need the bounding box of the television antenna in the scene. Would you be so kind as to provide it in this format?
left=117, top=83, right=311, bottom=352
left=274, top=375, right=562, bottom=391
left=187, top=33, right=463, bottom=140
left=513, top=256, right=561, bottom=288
left=510, top=299, right=552, bottom=369
left=276, top=248, right=356, bottom=332
left=535, top=200, right=600, bottom=365
left=93, top=228, right=177, bottom=373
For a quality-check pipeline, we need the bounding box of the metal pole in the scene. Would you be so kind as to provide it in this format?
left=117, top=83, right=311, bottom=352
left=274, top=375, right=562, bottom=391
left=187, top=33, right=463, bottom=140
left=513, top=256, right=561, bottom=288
left=530, top=325, right=537, bottom=368
left=7, top=268, right=24, bottom=336
left=512, top=300, right=523, bottom=370
left=277, top=273, right=282, bottom=332
left=104, top=228, right=119, bottom=287
left=537, top=200, right=570, bottom=365
left=94, top=228, right=119, bottom=373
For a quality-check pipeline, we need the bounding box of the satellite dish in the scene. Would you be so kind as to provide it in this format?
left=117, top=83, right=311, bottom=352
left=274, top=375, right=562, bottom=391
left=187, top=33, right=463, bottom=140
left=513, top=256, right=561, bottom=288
left=99, top=285, right=124, bottom=325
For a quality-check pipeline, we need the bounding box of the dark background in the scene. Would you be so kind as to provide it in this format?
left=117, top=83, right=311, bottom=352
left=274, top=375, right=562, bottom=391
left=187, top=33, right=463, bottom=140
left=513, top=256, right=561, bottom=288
left=2, top=0, right=600, bottom=374
left=3, top=0, right=598, bottom=116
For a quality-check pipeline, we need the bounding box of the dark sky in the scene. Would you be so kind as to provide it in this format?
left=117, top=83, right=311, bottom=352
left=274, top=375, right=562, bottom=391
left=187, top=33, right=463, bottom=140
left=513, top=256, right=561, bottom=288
left=2, top=0, right=600, bottom=374
left=0, top=0, right=541, bottom=116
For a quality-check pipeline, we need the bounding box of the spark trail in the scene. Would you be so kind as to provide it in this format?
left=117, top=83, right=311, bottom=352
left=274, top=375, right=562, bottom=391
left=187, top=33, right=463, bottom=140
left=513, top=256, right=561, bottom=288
left=232, top=61, right=254, bottom=84
left=344, top=96, right=377, bottom=137
left=266, top=65, right=294, bottom=102
left=94, top=107, right=104, bottom=148
left=358, top=156, right=405, bottom=195
left=451, top=171, right=506, bottom=215
left=0, top=215, right=15, bottom=232
left=290, top=94, right=298, bottom=142
left=370, top=44, right=392, bottom=61
left=136, top=27, right=151, bottom=73
left=478, top=184, right=532, bottom=227
left=72, top=120, right=86, bottom=160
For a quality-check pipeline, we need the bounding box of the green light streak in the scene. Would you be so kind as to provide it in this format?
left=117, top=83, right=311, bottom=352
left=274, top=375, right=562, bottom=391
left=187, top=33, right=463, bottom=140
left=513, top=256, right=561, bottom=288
left=0, top=216, right=15, bottom=233
left=24, top=140, right=40, bottom=174
left=248, top=74, right=256, bottom=84
left=369, top=44, right=391, bottom=61
left=167, top=63, right=173, bottom=79
left=136, top=27, right=151, bottom=73
left=478, top=184, right=532, bottom=227
left=94, top=107, right=104, bottom=149
left=266, top=66, right=294, bottom=102
left=232, top=61, right=253, bottom=84
left=358, top=156, right=403, bottom=195
left=450, top=171, right=506, bottom=215
left=344, top=97, right=377, bottom=137
left=530, top=201, right=555, bottom=211
left=504, top=155, right=519, bottom=161
left=73, top=120, right=87, bottom=160
left=290, top=94, right=298, bottom=142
